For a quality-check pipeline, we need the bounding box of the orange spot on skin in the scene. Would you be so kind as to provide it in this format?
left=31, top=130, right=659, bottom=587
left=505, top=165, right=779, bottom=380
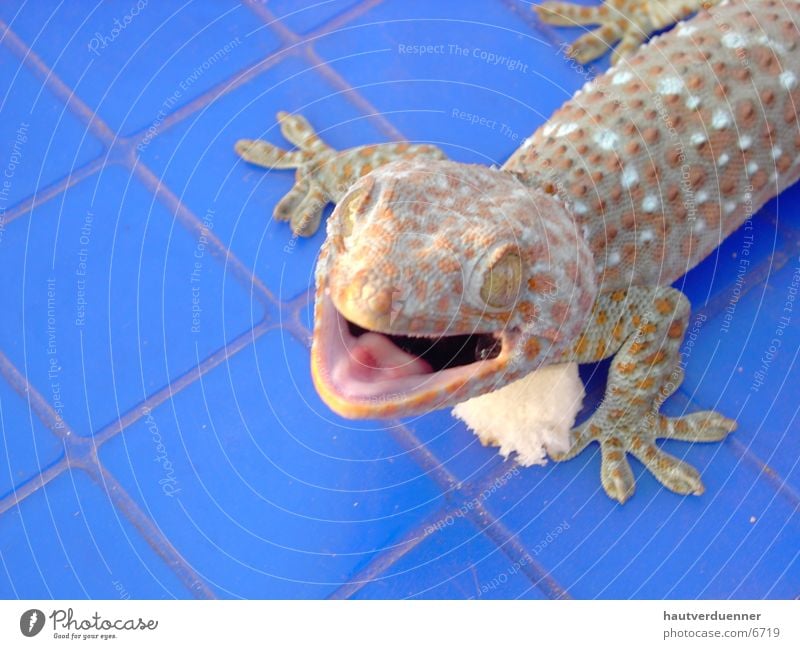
left=629, top=341, right=648, bottom=355
left=525, top=338, right=541, bottom=361
left=668, top=321, right=684, bottom=339
left=655, top=298, right=674, bottom=315
left=610, top=290, right=626, bottom=302
left=645, top=350, right=668, bottom=365
left=637, top=377, right=655, bottom=390
left=528, top=274, right=556, bottom=294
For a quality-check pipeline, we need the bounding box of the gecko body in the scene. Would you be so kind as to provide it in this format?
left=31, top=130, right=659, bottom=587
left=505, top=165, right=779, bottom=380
left=236, top=0, right=800, bottom=502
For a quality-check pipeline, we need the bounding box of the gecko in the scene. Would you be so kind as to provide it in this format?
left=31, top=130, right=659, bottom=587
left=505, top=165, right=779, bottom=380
left=235, top=0, right=800, bottom=503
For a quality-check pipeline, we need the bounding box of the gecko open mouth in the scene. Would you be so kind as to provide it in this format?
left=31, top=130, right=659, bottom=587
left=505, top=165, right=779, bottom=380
left=311, top=292, right=512, bottom=417
left=346, top=321, right=502, bottom=372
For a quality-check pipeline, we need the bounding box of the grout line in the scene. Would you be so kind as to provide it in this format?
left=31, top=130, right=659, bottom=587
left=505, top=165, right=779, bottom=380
left=0, top=19, right=115, bottom=146
left=302, top=45, right=405, bottom=142
left=0, top=350, right=75, bottom=440
left=242, top=0, right=301, bottom=46
left=281, top=295, right=569, bottom=598
left=328, top=459, right=572, bottom=600
left=389, top=423, right=460, bottom=495
left=307, top=0, right=386, bottom=41
left=122, top=0, right=387, bottom=149
left=388, top=423, right=570, bottom=598
left=129, top=160, right=278, bottom=307
left=470, top=500, right=570, bottom=600
left=726, top=436, right=800, bottom=507
left=244, top=0, right=402, bottom=140
left=94, top=319, right=273, bottom=447
left=84, top=459, right=217, bottom=599
left=327, top=508, right=444, bottom=599
left=124, top=48, right=299, bottom=149
left=0, top=17, right=280, bottom=315
left=0, top=158, right=104, bottom=228
left=0, top=456, right=69, bottom=515
left=281, top=287, right=314, bottom=347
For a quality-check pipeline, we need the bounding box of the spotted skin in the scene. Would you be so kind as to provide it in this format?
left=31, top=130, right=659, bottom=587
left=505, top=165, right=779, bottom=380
left=558, top=287, right=734, bottom=503
left=510, top=0, right=800, bottom=289
left=236, top=1, right=799, bottom=502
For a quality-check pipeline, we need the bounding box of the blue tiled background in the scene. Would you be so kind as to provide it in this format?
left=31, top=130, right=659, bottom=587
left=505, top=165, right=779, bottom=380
left=0, top=0, right=797, bottom=600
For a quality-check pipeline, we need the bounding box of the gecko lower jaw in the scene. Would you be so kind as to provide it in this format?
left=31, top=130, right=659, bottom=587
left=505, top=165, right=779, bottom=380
left=311, top=292, right=513, bottom=418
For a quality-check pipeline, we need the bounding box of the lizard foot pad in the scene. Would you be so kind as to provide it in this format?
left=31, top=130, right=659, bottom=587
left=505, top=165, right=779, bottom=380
left=534, top=0, right=706, bottom=64
left=312, top=293, right=518, bottom=419
left=551, top=409, right=736, bottom=503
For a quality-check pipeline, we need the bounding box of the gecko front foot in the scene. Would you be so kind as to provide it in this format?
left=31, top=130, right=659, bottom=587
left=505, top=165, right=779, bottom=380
left=560, top=286, right=737, bottom=503
left=552, top=407, right=736, bottom=503
left=534, top=0, right=712, bottom=64
left=236, top=112, right=444, bottom=236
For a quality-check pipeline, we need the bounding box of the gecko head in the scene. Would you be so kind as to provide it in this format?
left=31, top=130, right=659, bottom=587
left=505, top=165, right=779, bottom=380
left=311, top=158, right=597, bottom=419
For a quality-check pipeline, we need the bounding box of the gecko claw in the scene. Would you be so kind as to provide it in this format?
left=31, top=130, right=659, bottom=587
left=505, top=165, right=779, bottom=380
left=535, top=0, right=709, bottom=64
left=553, top=407, right=734, bottom=502
left=237, top=112, right=446, bottom=236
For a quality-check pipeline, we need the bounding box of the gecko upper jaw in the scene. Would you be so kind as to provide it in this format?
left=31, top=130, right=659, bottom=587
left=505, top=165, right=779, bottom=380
left=311, top=292, right=511, bottom=418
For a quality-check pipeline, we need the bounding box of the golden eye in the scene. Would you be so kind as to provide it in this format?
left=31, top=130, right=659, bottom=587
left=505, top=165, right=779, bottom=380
left=481, top=251, right=522, bottom=308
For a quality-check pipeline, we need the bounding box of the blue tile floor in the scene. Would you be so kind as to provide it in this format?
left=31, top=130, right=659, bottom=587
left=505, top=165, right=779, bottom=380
left=0, top=1, right=797, bottom=599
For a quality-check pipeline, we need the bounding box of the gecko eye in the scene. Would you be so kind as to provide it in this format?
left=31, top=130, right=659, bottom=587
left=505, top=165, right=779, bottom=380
left=480, top=250, right=522, bottom=308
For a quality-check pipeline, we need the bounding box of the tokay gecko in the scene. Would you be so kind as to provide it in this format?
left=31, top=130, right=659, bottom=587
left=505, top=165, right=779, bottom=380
left=235, top=0, right=800, bottom=503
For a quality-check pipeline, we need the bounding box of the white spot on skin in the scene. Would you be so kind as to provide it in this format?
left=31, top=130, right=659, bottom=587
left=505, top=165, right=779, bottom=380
left=712, top=110, right=731, bottom=129
left=747, top=161, right=759, bottom=175
left=677, top=23, right=697, bottom=37
left=657, top=77, right=684, bottom=95
left=621, top=166, right=639, bottom=189
left=556, top=122, right=579, bottom=137
left=780, top=71, right=798, bottom=90
left=639, top=229, right=654, bottom=242
left=724, top=201, right=737, bottom=215
left=612, top=70, right=634, bottom=85
left=757, top=34, right=788, bottom=55
left=542, top=123, right=558, bottom=137
left=718, top=153, right=730, bottom=167
left=607, top=251, right=621, bottom=266
left=692, top=219, right=705, bottom=233
left=772, top=146, right=783, bottom=159
left=739, top=135, right=753, bottom=151
left=573, top=201, right=588, bottom=215
left=722, top=32, right=747, bottom=49
left=696, top=190, right=709, bottom=204
left=593, top=129, right=620, bottom=151
left=686, top=96, right=701, bottom=110
left=642, top=195, right=659, bottom=212
left=690, top=133, right=707, bottom=146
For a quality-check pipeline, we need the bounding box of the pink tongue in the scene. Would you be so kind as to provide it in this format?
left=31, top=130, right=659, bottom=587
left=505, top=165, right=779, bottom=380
left=347, top=332, right=433, bottom=381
